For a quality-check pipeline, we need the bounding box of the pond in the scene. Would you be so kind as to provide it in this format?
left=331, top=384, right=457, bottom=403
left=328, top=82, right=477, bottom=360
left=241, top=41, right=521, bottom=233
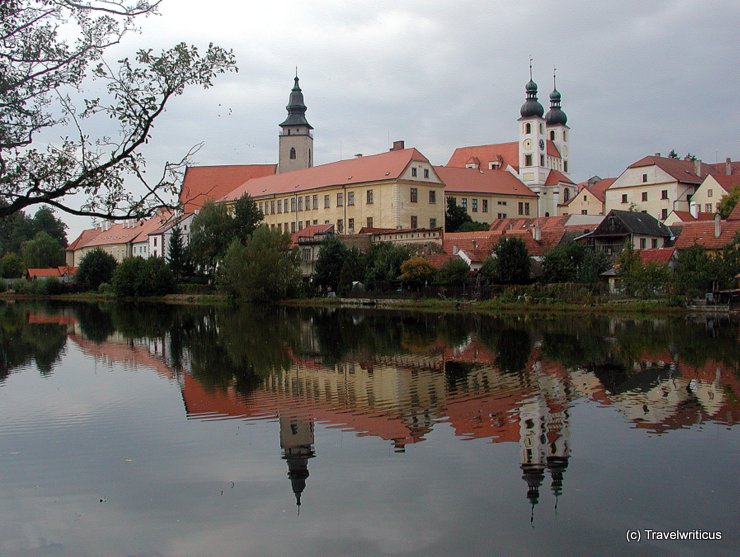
left=0, top=301, right=737, bottom=556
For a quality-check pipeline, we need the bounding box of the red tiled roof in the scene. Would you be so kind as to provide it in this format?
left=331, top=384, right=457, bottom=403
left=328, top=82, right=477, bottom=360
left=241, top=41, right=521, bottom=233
left=427, top=253, right=456, bottom=269
left=290, top=223, right=334, bottom=246
left=447, top=142, right=520, bottom=171
left=443, top=228, right=564, bottom=258
left=546, top=141, right=561, bottom=158
left=66, top=227, right=102, bottom=251
left=628, top=156, right=713, bottom=184
left=728, top=202, right=740, bottom=221
left=27, top=268, right=63, bottom=278
left=568, top=178, right=616, bottom=205
left=222, top=148, right=431, bottom=201
left=637, top=248, right=675, bottom=266
left=80, top=211, right=173, bottom=249
left=674, top=219, right=740, bottom=250
left=544, top=169, right=575, bottom=186
left=706, top=159, right=740, bottom=177
left=707, top=173, right=740, bottom=192
left=180, top=164, right=277, bottom=213
left=434, top=166, right=537, bottom=197
left=669, top=211, right=715, bottom=223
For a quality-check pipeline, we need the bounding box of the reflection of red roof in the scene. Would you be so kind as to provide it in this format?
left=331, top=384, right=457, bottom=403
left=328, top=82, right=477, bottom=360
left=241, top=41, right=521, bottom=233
left=180, top=164, right=277, bottom=213
left=435, top=166, right=536, bottom=197
left=27, top=311, right=77, bottom=325
left=223, top=149, right=431, bottom=201
left=69, top=335, right=177, bottom=381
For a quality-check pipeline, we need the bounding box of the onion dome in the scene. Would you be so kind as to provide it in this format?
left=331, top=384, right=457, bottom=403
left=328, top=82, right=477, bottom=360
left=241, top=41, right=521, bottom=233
left=280, top=76, right=313, bottom=129
left=545, top=87, right=568, bottom=126
left=520, top=79, right=544, bottom=118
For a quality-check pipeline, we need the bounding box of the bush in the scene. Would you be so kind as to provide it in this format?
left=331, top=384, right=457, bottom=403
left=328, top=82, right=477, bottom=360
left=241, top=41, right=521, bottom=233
left=77, top=248, right=117, bottom=291
left=111, top=257, right=174, bottom=297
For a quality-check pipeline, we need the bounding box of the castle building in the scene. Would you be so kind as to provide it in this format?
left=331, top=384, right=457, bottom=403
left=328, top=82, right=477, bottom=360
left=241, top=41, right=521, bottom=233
left=447, top=69, right=576, bottom=218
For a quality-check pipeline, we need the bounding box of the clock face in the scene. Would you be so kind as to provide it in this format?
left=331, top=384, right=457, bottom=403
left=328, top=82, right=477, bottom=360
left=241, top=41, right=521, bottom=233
left=539, top=139, right=545, bottom=151
left=523, top=139, right=533, bottom=151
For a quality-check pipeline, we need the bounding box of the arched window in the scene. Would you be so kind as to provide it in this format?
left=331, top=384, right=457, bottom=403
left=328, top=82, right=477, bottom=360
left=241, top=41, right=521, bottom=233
left=290, top=147, right=296, bottom=160
left=525, top=123, right=531, bottom=134
left=550, top=131, right=555, bottom=140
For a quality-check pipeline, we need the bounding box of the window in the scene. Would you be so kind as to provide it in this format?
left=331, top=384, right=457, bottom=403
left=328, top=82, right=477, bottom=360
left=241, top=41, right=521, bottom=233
left=581, top=210, right=588, bottom=215
left=291, top=197, right=296, bottom=212
left=652, top=238, right=658, bottom=248
left=482, top=199, right=488, bottom=212
left=277, top=200, right=282, bottom=213
left=367, top=217, right=373, bottom=228
left=621, top=194, right=628, bottom=204
left=424, top=168, right=429, bottom=179
left=642, top=173, right=648, bottom=183
left=708, top=189, right=713, bottom=198
left=640, top=238, right=647, bottom=249
left=540, top=155, right=545, bottom=166
left=153, top=238, right=157, bottom=247
left=461, top=198, right=468, bottom=210
left=290, top=147, right=296, bottom=160
left=497, top=200, right=507, bottom=205
left=525, top=123, right=531, bottom=134
left=337, top=192, right=344, bottom=206
left=539, top=123, right=543, bottom=133
left=525, top=154, right=533, bottom=166
left=297, top=197, right=303, bottom=211
left=270, top=201, right=275, bottom=214
left=410, top=215, right=418, bottom=228
left=564, top=189, right=570, bottom=202
left=705, top=203, right=712, bottom=213
left=411, top=167, right=417, bottom=177
left=563, top=161, right=568, bottom=172
left=290, top=222, right=296, bottom=233
left=258, top=202, right=263, bottom=213
left=410, top=187, right=418, bottom=202
left=324, top=194, right=330, bottom=208
left=305, top=195, right=311, bottom=210
left=313, top=220, right=318, bottom=225
left=312, top=194, right=318, bottom=209
left=550, top=131, right=555, bottom=140
left=337, top=219, right=343, bottom=233
left=661, top=208, right=668, bottom=220
left=298, top=221, right=303, bottom=230
left=348, top=218, right=354, bottom=233
left=641, top=192, right=648, bottom=202
left=347, top=192, right=355, bottom=206
left=472, top=199, right=478, bottom=212
left=497, top=212, right=507, bottom=219
left=429, top=190, right=436, bottom=204
left=518, top=201, right=530, bottom=215
left=563, top=131, right=567, bottom=141
left=583, top=195, right=588, bottom=202
left=661, top=189, right=668, bottom=200
left=429, top=218, right=437, bottom=228
left=367, top=189, right=374, bottom=204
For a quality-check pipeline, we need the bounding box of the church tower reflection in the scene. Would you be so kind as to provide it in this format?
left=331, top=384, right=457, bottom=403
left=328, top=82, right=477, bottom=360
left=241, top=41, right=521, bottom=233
left=280, top=415, right=315, bottom=510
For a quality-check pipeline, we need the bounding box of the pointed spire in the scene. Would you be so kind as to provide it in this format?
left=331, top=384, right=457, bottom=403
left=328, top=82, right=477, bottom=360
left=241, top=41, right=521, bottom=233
left=520, top=58, right=544, bottom=118
left=545, top=66, right=567, bottom=126
left=280, top=74, right=313, bottom=129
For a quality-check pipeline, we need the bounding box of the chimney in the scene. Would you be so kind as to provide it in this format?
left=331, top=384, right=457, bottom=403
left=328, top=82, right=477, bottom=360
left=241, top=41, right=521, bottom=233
left=533, top=222, right=542, bottom=241
left=390, top=140, right=405, bottom=151
left=452, top=245, right=459, bottom=255
left=726, top=157, right=732, bottom=176
left=655, top=152, right=661, bottom=157
left=693, top=159, right=701, bottom=177
left=354, top=153, right=363, bottom=158
left=714, top=213, right=721, bottom=239
left=690, top=201, right=699, bottom=219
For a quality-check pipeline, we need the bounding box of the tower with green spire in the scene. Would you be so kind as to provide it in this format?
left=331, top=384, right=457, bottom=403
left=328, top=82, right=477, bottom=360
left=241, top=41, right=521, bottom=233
left=279, top=74, right=314, bottom=173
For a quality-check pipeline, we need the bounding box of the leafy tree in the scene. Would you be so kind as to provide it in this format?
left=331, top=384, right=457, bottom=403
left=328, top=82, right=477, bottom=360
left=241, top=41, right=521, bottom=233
left=482, top=237, right=531, bottom=284
left=219, top=226, right=301, bottom=302
left=717, top=185, right=740, bottom=219
left=21, top=231, right=65, bottom=268
left=0, top=252, right=25, bottom=278
left=76, top=248, right=117, bottom=291
left=543, top=241, right=610, bottom=284
left=457, top=220, right=490, bottom=232
left=668, top=149, right=679, bottom=159
left=189, top=201, right=234, bottom=279
left=32, top=207, right=67, bottom=247
left=0, top=1, right=237, bottom=220
left=314, top=235, right=349, bottom=292
left=233, top=194, right=264, bottom=244
left=672, top=244, right=724, bottom=298
left=400, top=257, right=436, bottom=290
left=364, top=242, right=411, bottom=290
left=445, top=197, right=472, bottom=232
left=338, top=248, right=365, bottom=294
left=112, top=257, right=147, bottom=297
left=167, top=226, right=187, bottom=280
left=435, top=258, right=470, bottom=287
left=141, top=257, right=175, bottom=296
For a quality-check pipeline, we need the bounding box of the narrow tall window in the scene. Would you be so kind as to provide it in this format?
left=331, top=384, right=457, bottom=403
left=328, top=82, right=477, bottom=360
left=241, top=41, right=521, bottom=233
left=429, top=190, right=436, bottom=204
left=621, top=194, right=628, bottom=204
left=472, top=199, right=478, bottom=212
left=424, top=168, right=429, bottom=179
left=410, top=188, right=418, bottom=203
left=482, top=199, right=488, bottom=212
left=337, top=192, right=343, bottom=206
left=525, top=123, right=531, bottom=134
left=367, top=189, right=374, bottom=204
left=324, top=194, right=330, bottom=208
left=411, top=167, right=417, bottom=177
left=367, top=217, right=373, bottom=228
left=347, top=192, right=355, bottom=206
left=641, top=192, right=648, bottom=202
left=411, top=215, right=418, bottom=228
left=290, top=147, right=296, bottom=160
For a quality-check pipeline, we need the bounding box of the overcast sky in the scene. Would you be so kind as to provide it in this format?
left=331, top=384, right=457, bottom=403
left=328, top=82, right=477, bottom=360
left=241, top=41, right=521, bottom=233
left=61, top=0, right=740, bottom=238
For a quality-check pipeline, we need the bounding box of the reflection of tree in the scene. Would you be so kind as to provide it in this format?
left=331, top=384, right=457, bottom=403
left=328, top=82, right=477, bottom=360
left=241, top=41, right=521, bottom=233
left=494, top=328, right=532, bottom=374
left=74, top=303, right=115, bottom=343
left=110, top=303, right=175, bottom=340
left=0, top=304, right=67, bottom=379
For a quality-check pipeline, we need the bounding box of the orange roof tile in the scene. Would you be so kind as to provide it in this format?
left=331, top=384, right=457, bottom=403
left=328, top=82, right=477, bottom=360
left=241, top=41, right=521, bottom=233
left=708, top=173, right=740, bottom=192
left=66, top=227, right=102, bottom=251
left=637, top=248, right=675, bottom=265
left=670, top=211, right=715, bottom=223
left=568, top=178, right=616, bottom=205
left=628, top=156, right=713, bottom=184
left=447, top=142, right=520, bottom=171
left=290, top=223, right=334, bottom=246
left=27, top=268, right=62, bottom=278
left=434, top=166, right=537, bottom=197
left=180, top=164, right=277, bottom=213
left=544, top=169, right=575, bottom=186
left=222, top=148, right=431, bottom=201
left=81, top=211, right=173, bottom=249
left=728, top=202, right=740, bottom=221
left=674, top=219, right=740, bottom=250
left=706, top=159, right=740, bottom=177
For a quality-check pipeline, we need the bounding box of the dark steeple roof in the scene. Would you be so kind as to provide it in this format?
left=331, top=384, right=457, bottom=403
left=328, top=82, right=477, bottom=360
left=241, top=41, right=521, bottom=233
left=520, top=78, right=544, bottom=119
left=545, top=71, right=568, bottom=126
left=280, top=76, right=313, bottom=129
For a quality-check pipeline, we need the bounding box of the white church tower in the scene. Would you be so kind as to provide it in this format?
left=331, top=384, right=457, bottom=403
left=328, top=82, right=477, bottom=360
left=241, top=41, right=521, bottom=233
left=518, top=62, right=548, bottom=215
left=545, top=70, right=570, bottom=175
left=278, top=74, right=314, bottom=174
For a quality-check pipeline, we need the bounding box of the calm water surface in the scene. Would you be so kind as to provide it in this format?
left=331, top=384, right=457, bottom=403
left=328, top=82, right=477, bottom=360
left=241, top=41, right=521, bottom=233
left=0, top=302, right=737, bottom=557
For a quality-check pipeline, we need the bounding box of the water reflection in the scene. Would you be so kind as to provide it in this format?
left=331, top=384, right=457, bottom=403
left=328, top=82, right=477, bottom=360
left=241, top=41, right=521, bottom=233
left=2, top=301, right=738, bottom=521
